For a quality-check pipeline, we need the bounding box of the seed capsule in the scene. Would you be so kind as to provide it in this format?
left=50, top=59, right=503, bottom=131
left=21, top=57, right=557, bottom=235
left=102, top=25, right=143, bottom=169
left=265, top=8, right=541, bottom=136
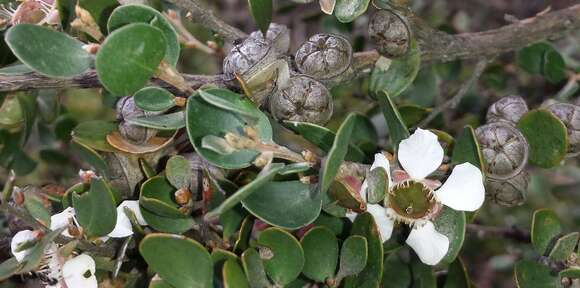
left=547, top=102, right=580, bottom=155
left=249, top=23, right=291, bottom=54
left=485, top=170, right=529, bottom=207
left=486, top=95, right=529, bottom=124
left=223, top=36, right=277, bottom=81
left=269, top=75, right=333, bottom=125
left=116, top=96, right=158, bottom=144
left=368, top=10, right=411, bottom=58
left=295, top=33, right=352, bottom=80
left=475, top=122, right=529, bottom=180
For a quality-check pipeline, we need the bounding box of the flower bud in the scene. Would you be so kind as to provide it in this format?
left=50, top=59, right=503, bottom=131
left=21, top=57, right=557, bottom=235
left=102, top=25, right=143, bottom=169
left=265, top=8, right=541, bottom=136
left=368, top=10, right=411, bottom=58
left=547, top=102, right=580, bottom=155
left=295, top=33, right=352, bottom=81
left=475, top=122, right=529, bottom=180
left=249, top=23, right=291, bottom=54
left=486, top=95, right=529, bottom=124
left=485, top=170, right=528, bottom=207
left=269, top=75, right=333, bottom=125
left=116, top=96, right=158, bottom=144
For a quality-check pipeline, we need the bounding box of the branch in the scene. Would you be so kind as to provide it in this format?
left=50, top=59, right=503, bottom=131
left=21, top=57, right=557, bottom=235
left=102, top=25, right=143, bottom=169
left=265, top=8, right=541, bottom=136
left=418, top=58, right=490, bottom=127
left=166, top=0, right=247, bottom=42
left=467, top=224, right=531, bottom=243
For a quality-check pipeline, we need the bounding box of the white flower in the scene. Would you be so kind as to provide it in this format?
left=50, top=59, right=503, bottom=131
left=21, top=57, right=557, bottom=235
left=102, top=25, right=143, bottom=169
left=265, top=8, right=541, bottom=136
left=62, top=254, right=98, bottom=288
left=319, top=0, right=336, bottom=14
left=10, top=230, right=36, bottom=262
left=350, top=128, right=485, bottom=265
left=107, top=200, right=148, bottom=238
left=50, top=207, right=79, bottom=238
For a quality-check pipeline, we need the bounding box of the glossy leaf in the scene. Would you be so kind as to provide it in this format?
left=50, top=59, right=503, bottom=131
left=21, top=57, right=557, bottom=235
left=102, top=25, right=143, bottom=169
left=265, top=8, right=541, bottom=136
left=108, top=4, right=180, bottom=66
left=72, top=177, right=117, bottom=236
left=133, top=87, right=176, bottom=112
left=140, top=234, right=213, bottom=288
left=320, top=113, right=358, bottom=193
left=248, top=0, right=273, bottom=35
left=96, top=23, right=166, bottom=95
left=517, top=109, right=567, bottom=168
left=531, top=209, right=562, bottom=255
left=334, top=0, right=370, bottom=23
left=301, top=226, right=339, bottom=282
left=242, top=180, right=322, bottom=229
left=5, top=24, right=91, bottom=77
left=257, top=228, right=305, bottom=285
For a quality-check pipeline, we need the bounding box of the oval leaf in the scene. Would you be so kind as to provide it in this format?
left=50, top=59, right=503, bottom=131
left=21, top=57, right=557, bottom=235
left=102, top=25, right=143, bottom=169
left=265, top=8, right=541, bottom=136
left=134, top=87, right=176, bottom=112
left=334, top=0, right=370, bottom=23
left=257, top=228, right=305, bottom=285
left=517, top=109, right=567, bottom=168
left=301, top=226, right=339, bottom=282
left=72, top=178, right=117, bottom=236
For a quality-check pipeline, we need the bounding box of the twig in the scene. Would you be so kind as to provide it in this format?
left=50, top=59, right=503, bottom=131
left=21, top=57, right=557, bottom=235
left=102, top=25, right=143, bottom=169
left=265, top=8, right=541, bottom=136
left=467, top=224, right=531, bottom=243
left=164, top=10, right=216, bottom=55
left=165, top=0, right=247, bottom=42
left=418, top=58, right=490, bottom=127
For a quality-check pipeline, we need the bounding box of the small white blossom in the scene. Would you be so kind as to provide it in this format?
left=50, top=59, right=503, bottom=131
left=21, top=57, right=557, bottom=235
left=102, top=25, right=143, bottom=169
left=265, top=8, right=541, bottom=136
left=62, top=254, right=98, bottom=288
left=349, top=128, right=485, bottom=265
left=107, top=200, right=148, bottom=238
left=10, top=230, right=36, bottom=262
left=50, top=207, right=79, bottom=238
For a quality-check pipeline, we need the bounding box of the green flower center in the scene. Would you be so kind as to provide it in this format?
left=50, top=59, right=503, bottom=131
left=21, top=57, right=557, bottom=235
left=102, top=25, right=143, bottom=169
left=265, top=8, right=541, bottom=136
left=387, top=180, right=435, bottom=220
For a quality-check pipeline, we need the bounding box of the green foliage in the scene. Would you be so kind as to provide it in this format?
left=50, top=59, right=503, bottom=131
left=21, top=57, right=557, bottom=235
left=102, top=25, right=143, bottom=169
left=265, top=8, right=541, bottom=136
left=517, top=42, right=567, bottom=83
left=514, top=260, right=560, bottom=288
left=257, top=228, right=305, bottom=285
left=248, top=0, right=272, bottom=35
left=531, top=209, right=562, bottom=255
left=320, top=113, right=358, bottom=193
left=334, top=0, right=371, bottom=23
left=72, top=178, right=117, bottom=237
left=370, top=42, right=421, bottom=97
left=517, top=109, right=568, bottom=168
left=301, top=226, right=339, bottom=282
left=134, top=87, right=176, bottom=112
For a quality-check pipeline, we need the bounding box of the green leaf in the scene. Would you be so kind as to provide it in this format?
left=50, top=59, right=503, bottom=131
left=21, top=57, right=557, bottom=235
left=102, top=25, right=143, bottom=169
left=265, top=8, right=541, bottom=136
left=19, top=228, right=64, bottom=273
left=186, top=90, right=272, bottom=169
left=257, top=227, right=305, bottom=285
left=410, top=257, right=436, bottom=288
left=248, top=0, right=273, bottom=35
left=72, top=120, right=117, bottom=152
left=165, top=155, right=192, bottom=190
left=0, top=64, right=33, bottom=75
left=516, top=42, right=566, bottom=84
left=140, top=234, right=213, bottom=288
left=382, top=254, right=411, bottom=288
left=376, top=90, right=410, bottom=150
left=284, top=121, right=366, bottom=162
left=108, top=4, right=181, bottom=66
left=531, top=209, right=562, bottom=255
left=560, top=267, right=580, bottom=279
left=369, top=42, right=421, bottom=97
left=23, top=190, right=51, bottom=226
left=96, top=23, right=166, bottom=95
left=0, top=258, right=20, bottom=281
left=366, top=167, right=388, bottom=204
left=451, top=125, right=484, bottom=171
left=301, top=226, right=339, bottom=282
left=548, top=232, right=579, bottom=261
left=140, top=207, right=194, bottom=234
left=206, top=163, right=284, bottom=220
left=242, top=181, right=322, bottom=229
left=5, top=24, right=91, bottom=77
left=433, top=207, right=466, bottom=264
left=211, top=248, right=238, bottom=265
left=126, top=111, right=185, bottom=131
left=133, top=87, right=176, bottom=112
left=334, top=0, right=370, bottom=23
left=543, top=49, right=566, bottom=83
left=443, top=258, right=470, bottom=288
left=140, top=176, right=184, bottom=218
left=78, top=0, right=118, bottom=32
left=72, top=178, right=117, bottom=236
left=517, top=109, right=567, bottom=168
left=198, top=89, right=260, bottom=120
left=320, top=113, right=358, bottom=193
left=241, top=248, right=271, bottom=288
left=347, top=212, right=383, bottom=286
left=514, top=260, right=559, bottom=288
left=278, top=162, right=312, bottom=175
left=337, top=235, right=368, bottom=279
left=223, top=259, right=250, bottom=288
left=71, top=142, right=109, bottom=177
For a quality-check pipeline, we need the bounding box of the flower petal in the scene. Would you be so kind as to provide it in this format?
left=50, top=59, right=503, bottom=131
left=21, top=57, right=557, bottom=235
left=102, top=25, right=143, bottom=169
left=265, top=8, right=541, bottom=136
left=359, top=179, right=369, bottom=203
left=345, top=211, right=358, bottom=222
left=50, top=207, right=76, bottom=238
left=405, top=221, right=449, bottom=266
left=319, top=0, right=336, bottom=14
left=107, top=200, right=148, bottom=238
left=62, top=254, right=98, bottom=288
left=10, top=230, right=35, bottom=262
left=434, top=163, right=485, bottom=212
left=398, top=128, right=444, bottom=180
left=367, top=205, right=394, bottom=242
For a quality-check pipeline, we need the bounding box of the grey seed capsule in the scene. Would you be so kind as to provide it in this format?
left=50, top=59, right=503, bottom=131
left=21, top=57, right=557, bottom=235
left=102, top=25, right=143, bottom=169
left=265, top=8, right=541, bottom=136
left=475, top=122, right=529, bottom=180
left=182, top=153, right=225, bottom=198
left=368, top=10, right=410, bottom=58
left=269, top=75, right=333, bottom=125
left=486, top=95, right=529, bottom=124
left=249, top=23, right=291, bottom=54
left=116, top=96, right=158, bottom=144
left=295, top=33, right=352, bottom=80
left=222, top=36, right=276, bottom=81
left=485, top=170, right=529, bottom=207
left=547, top=102, right=580, bottom=155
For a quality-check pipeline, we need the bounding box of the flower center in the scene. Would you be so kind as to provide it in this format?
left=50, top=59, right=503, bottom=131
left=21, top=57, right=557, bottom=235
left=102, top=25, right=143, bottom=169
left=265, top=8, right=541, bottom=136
left=387, top=180, right=435, bottom=220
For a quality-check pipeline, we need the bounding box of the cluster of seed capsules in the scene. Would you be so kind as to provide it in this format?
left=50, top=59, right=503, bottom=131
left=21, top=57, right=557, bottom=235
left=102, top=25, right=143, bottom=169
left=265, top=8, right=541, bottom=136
left=476, top=96, right=580, bottom=206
